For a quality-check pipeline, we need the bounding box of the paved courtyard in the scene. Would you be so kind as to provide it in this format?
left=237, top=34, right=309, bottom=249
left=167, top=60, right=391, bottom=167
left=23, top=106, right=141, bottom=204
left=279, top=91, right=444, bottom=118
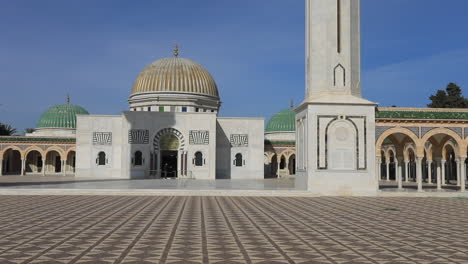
left=0, top=176, right=296, bottom=191
left=0, top=196, right=467, bottom=264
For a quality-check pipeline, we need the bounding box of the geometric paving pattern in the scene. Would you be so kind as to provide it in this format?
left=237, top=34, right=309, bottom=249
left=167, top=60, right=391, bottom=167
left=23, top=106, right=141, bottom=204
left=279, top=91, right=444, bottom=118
left=0, top=196, right=467, bottom=264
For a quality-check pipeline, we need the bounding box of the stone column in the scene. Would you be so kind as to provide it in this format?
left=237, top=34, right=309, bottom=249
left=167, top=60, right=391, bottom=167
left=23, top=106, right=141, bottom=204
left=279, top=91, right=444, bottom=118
left=155, top=152, right=159, bottom=178
left=42, top=158, right=46, bottom=176
left=21, top=159, right=25, bottom=176
left=62, top=160, right=66, bottom=176
left=456, top=159, right=461, bottom=187
left=184, top=151, right=188, bottom=177
left=277, top=159, right=280, bottom=178
left=33, top=159, right=37, bottom=173
left=427, top=160, right=432, bottom=184
left=416, top=157, right=423, bottom=192
left=404, top=161, right=409, bottom=182
left=177, top=152, right=182, bottom=178
left=376, top=157, right=381, bottom=181
left=386, top=162, right=390, bottom=181
left=461, top=157, right=466, bottom=192
left=441, top=160, right=446, bottom=186
left=397, top=161, right=403, bottom=190
left=179, top=152, right=183, bottom=178
left=408, top=161, right=413, bottom=181
left=0, top=159, right=3, bottom=176
left=436, top=160, right=442, bottom=190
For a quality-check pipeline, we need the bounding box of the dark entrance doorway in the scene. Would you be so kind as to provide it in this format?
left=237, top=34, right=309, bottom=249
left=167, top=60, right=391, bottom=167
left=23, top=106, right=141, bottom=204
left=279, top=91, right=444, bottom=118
left=3, top=149, right=22, bottom=175
left=161, top=150, right=178, bottom=178
left=55, top=156, right=61, bottom=173
left=289, top=155, right=296, bottom=175
left=158, top=133, right=180, bottom=178
left=271, top=154, right=278, bottom=178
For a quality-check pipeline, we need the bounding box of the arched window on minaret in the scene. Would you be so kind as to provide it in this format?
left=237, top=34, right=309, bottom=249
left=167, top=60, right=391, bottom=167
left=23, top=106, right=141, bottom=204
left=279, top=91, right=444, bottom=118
left=333, top=64, right=346, bottom=87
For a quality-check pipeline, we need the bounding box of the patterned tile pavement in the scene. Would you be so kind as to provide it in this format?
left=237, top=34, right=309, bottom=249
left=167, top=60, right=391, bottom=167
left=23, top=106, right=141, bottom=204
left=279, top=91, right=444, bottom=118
left=0, top=196, right=466, bottom=264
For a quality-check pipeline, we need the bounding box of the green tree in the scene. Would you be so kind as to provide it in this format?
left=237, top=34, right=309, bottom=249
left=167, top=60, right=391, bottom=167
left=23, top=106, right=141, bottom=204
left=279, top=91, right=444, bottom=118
left=428, top=90, right=448, bottom=108
left=428, top=83, right=468, bottom=108
left=0, top=123, right=17, bottom=136
left=24, top=128, right=36, bottom=134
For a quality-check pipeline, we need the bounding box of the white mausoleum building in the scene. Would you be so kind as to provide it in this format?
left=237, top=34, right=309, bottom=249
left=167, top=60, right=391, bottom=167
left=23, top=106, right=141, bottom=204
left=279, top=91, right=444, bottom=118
left=75, top=48, right=264, bottom=179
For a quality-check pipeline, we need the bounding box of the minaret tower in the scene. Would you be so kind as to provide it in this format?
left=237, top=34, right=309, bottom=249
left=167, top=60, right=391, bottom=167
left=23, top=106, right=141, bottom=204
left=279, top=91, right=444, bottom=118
left=296, top=0, right=378, bottom=195
left=306, top=0, right=362, bottom=100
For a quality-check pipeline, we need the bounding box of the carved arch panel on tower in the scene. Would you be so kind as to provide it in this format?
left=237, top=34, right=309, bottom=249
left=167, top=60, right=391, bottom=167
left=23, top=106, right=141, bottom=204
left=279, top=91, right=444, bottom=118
left=333, top=64, right=346, bottom=87
left=347, top=116, right=367, bottom=170
left=328, top=120, right=356, bottom=170
left=317, top=115, right=367, bottom=170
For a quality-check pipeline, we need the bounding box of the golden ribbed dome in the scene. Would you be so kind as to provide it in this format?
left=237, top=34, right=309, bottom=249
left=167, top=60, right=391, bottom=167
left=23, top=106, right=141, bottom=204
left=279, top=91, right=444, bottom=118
left=131, top=57, right=219, bottom=98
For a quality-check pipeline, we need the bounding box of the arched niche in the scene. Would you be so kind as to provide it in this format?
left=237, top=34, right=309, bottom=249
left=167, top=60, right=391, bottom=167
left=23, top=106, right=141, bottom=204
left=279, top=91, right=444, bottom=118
left=328, top=120, right=356, bottom=170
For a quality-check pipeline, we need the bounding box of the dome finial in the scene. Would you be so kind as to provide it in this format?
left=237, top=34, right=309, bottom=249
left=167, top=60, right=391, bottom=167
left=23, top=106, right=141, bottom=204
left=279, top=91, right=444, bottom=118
left=66, top=94, right=70, bottom=104
left=290, top=99, right=294, bottom=109
left=174, top=43, right=179, bottom=57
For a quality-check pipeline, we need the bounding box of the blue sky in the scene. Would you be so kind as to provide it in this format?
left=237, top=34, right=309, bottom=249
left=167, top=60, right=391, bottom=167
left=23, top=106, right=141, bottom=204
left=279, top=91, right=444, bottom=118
left=1, top=0, right=468, bottom=132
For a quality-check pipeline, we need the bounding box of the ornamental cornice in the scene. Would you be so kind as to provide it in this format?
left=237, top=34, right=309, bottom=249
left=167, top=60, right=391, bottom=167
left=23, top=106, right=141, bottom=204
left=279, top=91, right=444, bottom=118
left=376, top=107, right=468, bottom=120
left=264, top=140, right=296, bottom=147
left=0, top=136, right=76, bottom=144
left=376, top=119, right=468, bottom=125
left=378, top=107, right=468, bottom=113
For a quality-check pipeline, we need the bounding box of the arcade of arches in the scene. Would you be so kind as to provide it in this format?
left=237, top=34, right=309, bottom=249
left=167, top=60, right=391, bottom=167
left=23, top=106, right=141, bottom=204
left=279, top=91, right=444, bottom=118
left=376, top=107, right=468, bottom=192
left=0, top=137, right=76, bottom=176
left=264, top=144, right=296, bottom=178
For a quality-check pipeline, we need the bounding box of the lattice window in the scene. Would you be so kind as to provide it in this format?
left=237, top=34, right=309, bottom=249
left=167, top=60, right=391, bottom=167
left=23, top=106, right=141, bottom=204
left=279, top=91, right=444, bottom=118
left=93, top=132, right=112, bottom=145
left=129, top=129, right=149, bottom=144
left=230, top=134, right=248, bottom=147
left=189, top=130, right=209, bottom=145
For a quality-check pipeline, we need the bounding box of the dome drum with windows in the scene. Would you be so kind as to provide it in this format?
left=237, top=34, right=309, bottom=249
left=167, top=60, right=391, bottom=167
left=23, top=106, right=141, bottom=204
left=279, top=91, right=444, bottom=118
left=129, top=46, right=221, bottom=113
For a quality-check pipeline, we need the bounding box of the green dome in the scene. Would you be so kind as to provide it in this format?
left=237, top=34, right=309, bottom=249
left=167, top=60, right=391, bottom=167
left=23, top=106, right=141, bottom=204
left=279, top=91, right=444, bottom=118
left=37, top=104, right=89, bottom=129
left=266, top=109, right=296, bottom=133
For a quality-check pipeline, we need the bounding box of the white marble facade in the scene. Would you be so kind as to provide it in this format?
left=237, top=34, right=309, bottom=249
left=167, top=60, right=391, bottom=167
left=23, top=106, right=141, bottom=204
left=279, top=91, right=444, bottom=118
left=76, top=112, right=264, bottom=180
left=296, top=0, right=378, bottom=195
left=295, top=104, right=377, bottom=194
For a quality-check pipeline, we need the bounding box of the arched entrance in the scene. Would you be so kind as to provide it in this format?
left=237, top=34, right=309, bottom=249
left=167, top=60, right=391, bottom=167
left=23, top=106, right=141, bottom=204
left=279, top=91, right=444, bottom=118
left=407, top=148, right=416, bottom=182
left=420, top=129, right=465, bottom=190
left=45, top=151, right=62, bottom=174
left=280, top=155, right=286, bottom=170
left=160, top=134, right=179, bottom=178
left=443, top=145, right=457, bottom=185
left=153, top=128, right=186, bottom=178
left=66, top=151, right=76, bottom=174
left=376, top=129, right=420, bottom=190
left=26, top=150, right=43, bottom=174
left=2, top=149, right=22, bottom=175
